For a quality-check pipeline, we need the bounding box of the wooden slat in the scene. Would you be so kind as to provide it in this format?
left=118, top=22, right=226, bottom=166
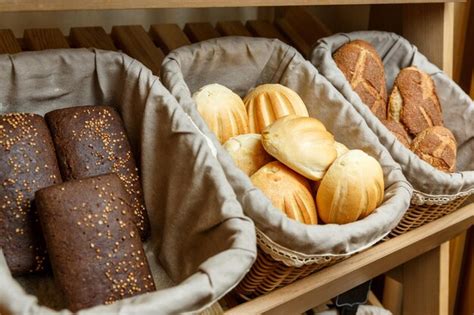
left=226, top=203, right=474, bottom=315
left=245, top=20, right=289, bottom=43
left=276, top=7, right=331, bottom=57
left=457, top=227, right=474, bottom=315
left=0, top=29, right=21, bottom=54
left=111, top=25, right=164, bottom=75
left=149, top=23, right=190, bottom=54
left=70, top=26, right=117, bottom=51
left=368, top=4, right=403, bottom=33
left=183, top=22, right=220, bottom=43
left=0, top=0, right=465, bottom=12
left=216, top=21, right=252, bottom=36
left=23, top=28, right=69, bottom=50
left=460, top=0, right=473, bottom=92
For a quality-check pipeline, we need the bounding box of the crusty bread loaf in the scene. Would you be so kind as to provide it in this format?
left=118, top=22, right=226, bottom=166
left=261, top=115, right=337, bottom=180
left=244, top=84, right=309, bottom=133
left=35, top=174, right=155, bottom=311
left=382, top=119, right=412, bottom=148
left=411, top=126, right=457, bottom=172
left=333, top=40, right=387, bottom=120
left=388, top=66, right=443, bottom=136
left=45, top=106, right=149, bottom=239
left=192, top=83, right=249, bottom=143
left=0, top=113, right=62, bottom=275
left=223, top=134, right=273, bottom=176
left=316, top=150, right=384, bottom=224
left=251, top=161, right=317, bottom=224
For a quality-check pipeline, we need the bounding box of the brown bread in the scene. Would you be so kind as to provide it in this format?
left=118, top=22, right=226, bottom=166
left=0, top=113, right=62, bottom=275
left=411, top=126, right=457, bottom=172
left=388, top=66, right=443, bottom=136
left=35, top=174, right=155, bottom=311
left=381, top=119, right=412, bottom=148
left=45, top=106, right=149, bottom=239
left=333, top=40, right=388, bottom=120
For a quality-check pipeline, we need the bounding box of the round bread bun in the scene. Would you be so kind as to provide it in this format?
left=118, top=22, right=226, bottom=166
left=244, top=84, right=309, bottom=133
left=251, top=161, right=317, bottom=224
left=335, top=141, right=349, bottom=158
left=411, top=126, right=457, bottom=172
left=223, top=133, right=273, bottom=176
left=316, top=150, right=384, bottom=224
left=192, top=83, right=249, bottom=143
left=261, top=115, right=337, bottom=180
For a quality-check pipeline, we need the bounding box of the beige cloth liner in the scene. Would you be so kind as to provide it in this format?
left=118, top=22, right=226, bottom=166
left=161, top=37, right=413, bottom=260
left=0, top=49, right=256, bottom=314
left=310, top=31, right=474, bottom=202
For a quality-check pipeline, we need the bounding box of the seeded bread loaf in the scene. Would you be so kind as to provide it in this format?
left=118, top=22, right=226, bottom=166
left=45, top=106, right=149, bottom=239
left=333, top=40, right=388, bottom=120
left=35, top=174, right=155, bottom=312
left=0, top=113, right=62, bottom=275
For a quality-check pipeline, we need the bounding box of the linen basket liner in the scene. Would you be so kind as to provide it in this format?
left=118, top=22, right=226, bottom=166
left=160, top=37, right=413, bottom=266
left=0, top=49, right=257, bottom=315
left=310, top=31, right=474, bottom=204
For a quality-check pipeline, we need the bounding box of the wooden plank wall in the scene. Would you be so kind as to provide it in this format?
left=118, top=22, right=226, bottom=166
left=0, top=7, right=330, bottom=76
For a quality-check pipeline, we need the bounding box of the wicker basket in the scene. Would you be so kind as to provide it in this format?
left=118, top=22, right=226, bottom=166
left=311, top=31, right=474, bottom=239
left=387, top=191, right=472, bottom=238
left=235, top=230, right=348, bottom=298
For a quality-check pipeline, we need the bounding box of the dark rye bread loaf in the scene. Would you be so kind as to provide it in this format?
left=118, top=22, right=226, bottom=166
left=45, top=106, right=150, bottom=239
left=333, top=40, right=388, bottom=120
left=35, top=174, right=156, bottom=312
left=0, top=113, right=62, bottom=275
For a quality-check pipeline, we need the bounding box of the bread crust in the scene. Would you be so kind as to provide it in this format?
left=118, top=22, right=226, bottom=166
left=411, top=126, right=456, bottom=172
left=333, top=40, right=387, bottom=120
left=381, top=119, right=412, bottom=148
left=388, top=67, right=443, bottom=136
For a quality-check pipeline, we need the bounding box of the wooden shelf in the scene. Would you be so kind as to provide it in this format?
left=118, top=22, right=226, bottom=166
left=0, top=0, right=464, bottom=12
left=226, top=203, right=474, bottom=315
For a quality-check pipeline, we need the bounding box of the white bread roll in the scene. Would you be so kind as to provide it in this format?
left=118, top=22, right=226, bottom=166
left=261, top=115, right=337, bottom=180
left=316, top=150, right=384, bottom=224
left=193, top=83, right=249, bottom=143
left=335, top=142, right=349, bottom=158
left=223, top=134, right=273, bottom=176
left=244, top=84, right=309, bottom=133
left=251, top=161, right=317, bottom=224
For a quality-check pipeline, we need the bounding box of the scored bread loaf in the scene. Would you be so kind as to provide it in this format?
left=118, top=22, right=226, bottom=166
left=251, top=161, right=317, bottom=224
left=381, top=119, right=412, bottom=148
left=0, top=113, right=62, bottom=275
left=261, top=115, right=337, bottom=180
left=411, top=126, right=457, bottom=172
left=192, top=83, right=249, bottom=143
left=35, top=174, right=156, bottom=312
left=388, top=66, right=443, bottom=136
left=45, top=106, right=150, bottom=239
left=333, top=40, right=387, bottom=120
left=244, top=84, right=309, bottom=133
left=316, top=150, right=384, bottom=224
left=223, top=134, right=273, bottom=176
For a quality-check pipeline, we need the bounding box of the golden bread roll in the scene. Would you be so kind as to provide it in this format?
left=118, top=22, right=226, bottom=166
left=244, top=84, right=309, bottom=133
left=262, top=115, right=337, bottom=180
left=381, top=119, right=412, bottom=148
left=388, top=66, right=443, bottom=136
left=335, top=141, right=349, bottom=158
left=223, top=133, right=273, bottom=176
left=251, top=161, right=317, bottom=224
left=316, top=150, right=384, bottom=224
left=411, top=126, right=457, bottom=172
left=333, top=40, right=387, bottom=120
left=193, top=83, right=249, bottom=143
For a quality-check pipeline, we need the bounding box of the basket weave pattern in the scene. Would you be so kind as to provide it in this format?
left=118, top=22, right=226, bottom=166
left=387, top=192, right=470, bottom=238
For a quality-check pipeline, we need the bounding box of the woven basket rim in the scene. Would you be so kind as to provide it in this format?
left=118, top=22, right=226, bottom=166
left=255, top=228, right=386, bottom=267
left=412, top=187, right=474, bottom=205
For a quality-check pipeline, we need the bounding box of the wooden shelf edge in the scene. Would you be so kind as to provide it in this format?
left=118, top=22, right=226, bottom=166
left=0, top=0, right=465, bottom=12
left=226, top=202, right=474, bottom=315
